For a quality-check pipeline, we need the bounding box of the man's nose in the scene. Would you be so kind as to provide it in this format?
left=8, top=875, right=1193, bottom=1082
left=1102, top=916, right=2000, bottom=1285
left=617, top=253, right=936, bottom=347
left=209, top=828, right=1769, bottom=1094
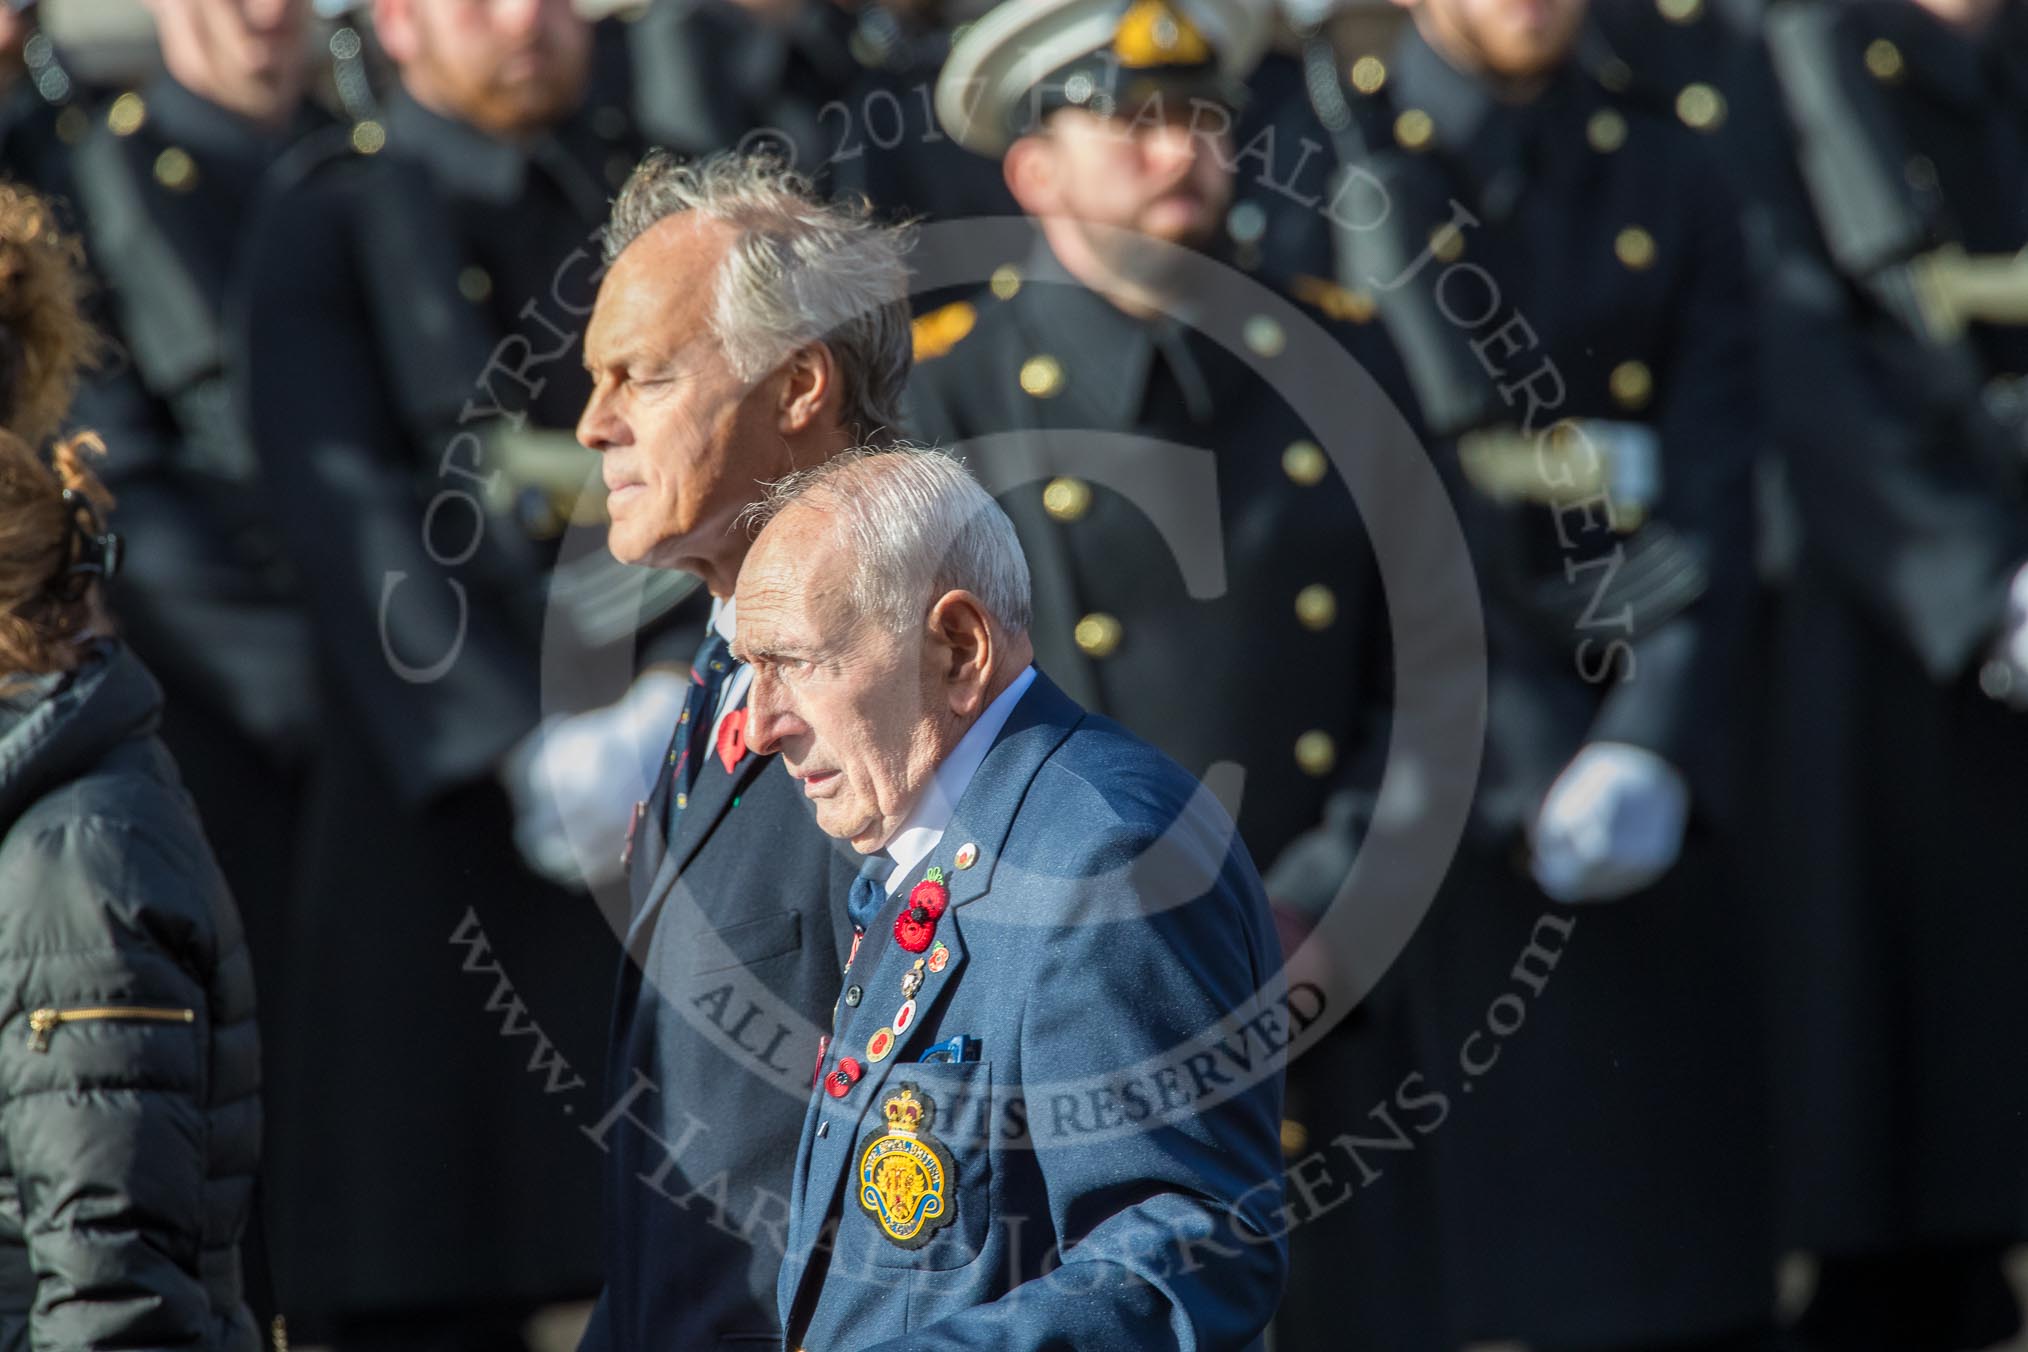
left=743, top=673, right=790, bottom=755
left=576, top=383, right=625, bottom=452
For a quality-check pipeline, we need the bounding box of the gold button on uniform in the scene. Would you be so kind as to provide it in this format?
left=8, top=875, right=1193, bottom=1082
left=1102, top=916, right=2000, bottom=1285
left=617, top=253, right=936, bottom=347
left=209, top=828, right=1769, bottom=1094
left=1610, top=359, right=1654, bottom=410
left=458, top=266, right=493, bottom=303
left=1295, top=585, right=1338, bottom=632
left=1587, top=109, right=1628, bottom=154
left=1614, top=226, right=1656, bottom=271
left=107, top=92, right=146, bottom=137
left=990, top=264, right=1022, bottom=300
left=1294, top=730, right=1337, bottom=777
left=1864, top=39, right=1905, bottom=83
left=1281, top=1119, right=1311, bottom=1155
left=351, top=120, right=386, bottom=155
left=1657, top=0, right=1703, bottom=22
left=1042, top=477, right=1092, bottom=522
left=152, top=147, right=197, bottom=193
left=1676, top=83, right=1726, bottom=132
left=1020, top=354, right=1063, bottom=398
left=1429, top=222, right=1465, bottom=263
left=55, top=106, right=88, bottom=145
left=1349, top=56, right=1386, bottom=94
left=1074, top=613, right=1123, bottom=658
left=1283, top=440, right=1328, bottom=486
left=1394, top=108, right=1434, bottom=151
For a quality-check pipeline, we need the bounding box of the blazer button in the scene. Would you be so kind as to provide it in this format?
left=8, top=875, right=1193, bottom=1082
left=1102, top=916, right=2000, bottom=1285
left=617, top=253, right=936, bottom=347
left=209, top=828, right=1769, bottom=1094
left=845, top=985, right=862, bottom=1007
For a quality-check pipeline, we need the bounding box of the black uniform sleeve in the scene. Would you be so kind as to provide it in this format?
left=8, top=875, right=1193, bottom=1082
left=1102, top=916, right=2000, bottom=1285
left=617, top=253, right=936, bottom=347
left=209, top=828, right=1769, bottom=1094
left=1587, top=148, right=1761, bottom=800
left=233, top=168, right=543, bottom=808
left=1750, top=175, right=2028, bottom=681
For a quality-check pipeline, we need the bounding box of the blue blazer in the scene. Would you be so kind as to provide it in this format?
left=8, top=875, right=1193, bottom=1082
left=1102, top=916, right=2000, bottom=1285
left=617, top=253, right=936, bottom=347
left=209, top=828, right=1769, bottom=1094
left=584, top=689, right=860, bottom=1352
left=777, top=673, right=1290, bottom=1351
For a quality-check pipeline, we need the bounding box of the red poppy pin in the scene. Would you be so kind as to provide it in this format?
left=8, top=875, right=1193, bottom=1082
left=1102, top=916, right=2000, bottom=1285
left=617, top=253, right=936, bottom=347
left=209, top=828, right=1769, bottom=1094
left=715, top=708, right=748, bottom=774
left=894, top=867, right=949, bottom=953
left=910, top=866, right=950, bottom=920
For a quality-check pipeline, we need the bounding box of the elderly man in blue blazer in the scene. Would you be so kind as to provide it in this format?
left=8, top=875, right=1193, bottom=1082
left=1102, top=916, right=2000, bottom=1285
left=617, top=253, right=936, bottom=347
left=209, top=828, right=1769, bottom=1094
left=735, top=447, right=1291, bottom=1350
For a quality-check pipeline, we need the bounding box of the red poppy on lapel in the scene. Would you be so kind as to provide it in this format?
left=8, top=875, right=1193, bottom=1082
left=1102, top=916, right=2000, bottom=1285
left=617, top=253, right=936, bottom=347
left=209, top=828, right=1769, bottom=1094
left=893, top=904, right=937, bottom=954
left=715, top=707, right=748, bottom=774
left=908, top=877, right=949, bottom=921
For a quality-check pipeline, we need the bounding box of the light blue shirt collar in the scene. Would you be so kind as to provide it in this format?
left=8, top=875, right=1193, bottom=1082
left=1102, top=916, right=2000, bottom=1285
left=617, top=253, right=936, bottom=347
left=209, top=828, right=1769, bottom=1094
left=880, top=664, right=1037, bottom=893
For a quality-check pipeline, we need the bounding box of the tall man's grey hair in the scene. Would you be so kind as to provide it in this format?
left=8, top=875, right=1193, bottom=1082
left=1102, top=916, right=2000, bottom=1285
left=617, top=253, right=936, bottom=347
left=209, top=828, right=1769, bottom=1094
left=603, top=150, right=915, bottom=440
left=742, top=445, right=1034, bottom=638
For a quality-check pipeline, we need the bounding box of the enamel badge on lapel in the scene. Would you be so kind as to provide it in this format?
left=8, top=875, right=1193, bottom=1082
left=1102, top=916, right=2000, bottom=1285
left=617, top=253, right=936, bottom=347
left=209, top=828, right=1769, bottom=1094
left=954, top=841, right=978, bottom=870
left=858, top=1084, right=957, bottom=1249
left=866, top=1026, right=896, bottom=1063
left=901, top=958, right=926, bottom=1000
left=893, top=998, right=918, bottom=1034
left=894, top=867, right=949, bottom=953
left=927, top=941, right=950, bottom=974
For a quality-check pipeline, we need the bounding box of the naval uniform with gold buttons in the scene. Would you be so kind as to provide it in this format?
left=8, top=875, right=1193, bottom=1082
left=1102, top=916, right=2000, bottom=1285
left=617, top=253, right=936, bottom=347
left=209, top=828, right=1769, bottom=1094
left=1295, top=22, right=1771, bottom=1352
left=1750, top=4, right=2028, bottom=1347
left=229, top=28, right=657, bottom=1331
left=906, top=246, right=1396, bottom=887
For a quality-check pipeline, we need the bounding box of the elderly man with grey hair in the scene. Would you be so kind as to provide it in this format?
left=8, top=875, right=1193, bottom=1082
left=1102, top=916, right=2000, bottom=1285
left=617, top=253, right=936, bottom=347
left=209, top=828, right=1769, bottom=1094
left=570, top=150, right=914, bottom=1352
left=736, top=447, right=1289, bottom=1350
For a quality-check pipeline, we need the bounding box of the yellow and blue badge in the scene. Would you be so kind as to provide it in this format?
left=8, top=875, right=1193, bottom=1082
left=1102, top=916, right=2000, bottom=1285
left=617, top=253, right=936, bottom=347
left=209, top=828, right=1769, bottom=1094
left=858, top=1084, right=958, bottom=1249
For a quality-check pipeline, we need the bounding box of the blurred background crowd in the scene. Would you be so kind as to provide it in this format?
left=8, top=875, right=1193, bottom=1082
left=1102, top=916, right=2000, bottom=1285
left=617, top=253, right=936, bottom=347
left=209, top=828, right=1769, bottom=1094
left=0, top=0, right=2022, bottom=1350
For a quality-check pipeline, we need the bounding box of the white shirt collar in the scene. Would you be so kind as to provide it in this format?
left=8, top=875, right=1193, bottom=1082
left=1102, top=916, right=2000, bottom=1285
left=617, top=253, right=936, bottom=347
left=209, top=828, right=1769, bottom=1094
left=881, top=665, right=1037, bottom=892
left=711, top=595, right=737, bottom=643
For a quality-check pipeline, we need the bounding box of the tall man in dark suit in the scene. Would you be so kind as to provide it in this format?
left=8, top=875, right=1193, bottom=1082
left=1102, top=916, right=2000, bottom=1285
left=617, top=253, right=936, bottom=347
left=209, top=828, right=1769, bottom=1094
left=571, top=151, right=914, bottom=1351
left=736, top=447, right=1289, bottom=1351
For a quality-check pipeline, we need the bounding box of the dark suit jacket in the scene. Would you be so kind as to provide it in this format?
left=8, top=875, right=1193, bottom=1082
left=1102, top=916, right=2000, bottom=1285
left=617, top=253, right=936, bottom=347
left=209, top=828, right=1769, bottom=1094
left=583, top=683, right=859, bottom=1351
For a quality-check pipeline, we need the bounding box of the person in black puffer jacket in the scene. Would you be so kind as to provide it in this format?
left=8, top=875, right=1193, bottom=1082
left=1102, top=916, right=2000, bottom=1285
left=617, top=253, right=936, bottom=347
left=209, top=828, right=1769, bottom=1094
left=0, top=179, right=260, bottom=1352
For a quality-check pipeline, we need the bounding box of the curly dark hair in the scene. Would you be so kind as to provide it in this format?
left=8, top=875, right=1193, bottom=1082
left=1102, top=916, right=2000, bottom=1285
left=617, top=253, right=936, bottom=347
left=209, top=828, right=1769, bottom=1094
left=0, top=181, right=111, bottom=682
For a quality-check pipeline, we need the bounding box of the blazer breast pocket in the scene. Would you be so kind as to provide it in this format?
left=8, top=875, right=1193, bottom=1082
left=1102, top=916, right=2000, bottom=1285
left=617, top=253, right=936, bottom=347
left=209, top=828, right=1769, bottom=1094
left=686, top=910, right=802, bottom=975
left=852, top=1059, right=996, bottom=1273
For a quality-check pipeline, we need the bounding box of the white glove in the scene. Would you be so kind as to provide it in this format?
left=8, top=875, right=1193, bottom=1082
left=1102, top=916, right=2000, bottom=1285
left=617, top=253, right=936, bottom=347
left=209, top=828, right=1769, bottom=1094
left=1986, top=563, right=2028, bottom=710
left=502, top=670, right=692, bottom=888
left=1529, top=742, right=1690, bottom=904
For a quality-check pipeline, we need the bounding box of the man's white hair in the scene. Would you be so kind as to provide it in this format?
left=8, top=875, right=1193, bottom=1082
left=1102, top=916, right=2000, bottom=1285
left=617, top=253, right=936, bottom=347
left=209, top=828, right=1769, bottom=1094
left=603, top=150, right=913, bottom=439
left=743, top=446, right=1034, bottom=637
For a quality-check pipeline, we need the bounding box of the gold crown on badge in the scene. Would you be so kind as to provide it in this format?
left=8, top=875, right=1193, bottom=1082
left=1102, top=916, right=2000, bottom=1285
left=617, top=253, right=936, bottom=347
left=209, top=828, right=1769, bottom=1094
left=882, top=1086, right=935, bottom=1136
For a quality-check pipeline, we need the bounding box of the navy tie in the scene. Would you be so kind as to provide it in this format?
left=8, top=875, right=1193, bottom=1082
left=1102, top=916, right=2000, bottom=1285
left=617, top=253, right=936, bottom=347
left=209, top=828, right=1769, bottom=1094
left=846, top=854, right=890, bottom=933
left=659, top=627, right=733, bottom=841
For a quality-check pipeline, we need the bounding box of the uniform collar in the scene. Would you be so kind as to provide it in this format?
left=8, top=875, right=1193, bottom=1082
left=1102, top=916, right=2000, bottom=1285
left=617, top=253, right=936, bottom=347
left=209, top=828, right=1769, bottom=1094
left=881, top=664, right=1038, bottom=890
left=1388, top=22, right=1584, bottom=215
left=145, top=74, right=305, bottom=179
left=1016, top=240, right=1223, bottom=425
left=382, top=85, right=536, bottom=204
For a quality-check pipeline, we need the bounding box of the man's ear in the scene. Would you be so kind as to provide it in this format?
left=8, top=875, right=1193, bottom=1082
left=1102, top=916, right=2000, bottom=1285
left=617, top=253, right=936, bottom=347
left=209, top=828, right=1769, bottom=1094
left=1002, top=133, right=1060, bottom=218
left=777, top=341, right=838, bottom=436
left=928, top=590, right=995, bottom=717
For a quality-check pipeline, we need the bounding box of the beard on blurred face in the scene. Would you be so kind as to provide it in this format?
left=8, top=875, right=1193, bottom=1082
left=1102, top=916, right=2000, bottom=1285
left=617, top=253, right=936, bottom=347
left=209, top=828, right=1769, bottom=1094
left=399, top=0, right=592, bottom=139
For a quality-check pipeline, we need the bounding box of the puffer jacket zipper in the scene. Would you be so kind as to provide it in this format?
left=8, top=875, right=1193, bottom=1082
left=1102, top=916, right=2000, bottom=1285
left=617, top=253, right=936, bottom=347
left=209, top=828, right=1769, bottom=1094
left=25, top=1005, right=195, bottom=1052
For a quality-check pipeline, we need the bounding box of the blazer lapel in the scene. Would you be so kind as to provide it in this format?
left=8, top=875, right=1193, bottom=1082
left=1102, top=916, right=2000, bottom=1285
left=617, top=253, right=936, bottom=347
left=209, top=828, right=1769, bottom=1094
left=624, top=743, right=772, bottom=958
